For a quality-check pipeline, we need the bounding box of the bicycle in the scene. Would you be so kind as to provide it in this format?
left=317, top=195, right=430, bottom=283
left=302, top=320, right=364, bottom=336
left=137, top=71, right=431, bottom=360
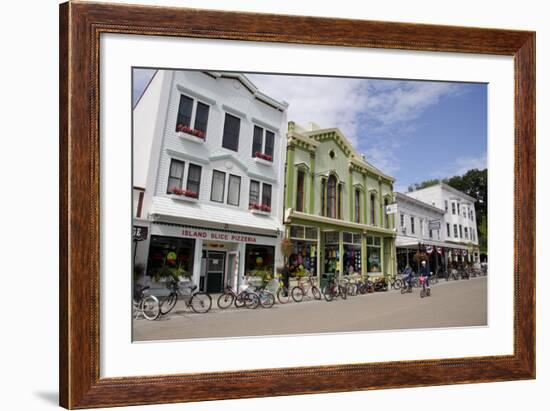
left=248, top=285, right=275, bottom=308
left=388, top=275, right=404, bottom=290
left=322, top=275, right=347, bottom=302
left=217, top=285, right=257, bottom=309
left=132, top=284, right=161, bottom=321
left=159, top=279, right=212, bottom=314
left=291, top=276, right=321, bottom=302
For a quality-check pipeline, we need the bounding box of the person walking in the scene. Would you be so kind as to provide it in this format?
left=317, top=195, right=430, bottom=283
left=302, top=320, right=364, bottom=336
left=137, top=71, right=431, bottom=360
left=403, top=264, right=414, bottom=290
left=420, top=260, right=430, bottom=290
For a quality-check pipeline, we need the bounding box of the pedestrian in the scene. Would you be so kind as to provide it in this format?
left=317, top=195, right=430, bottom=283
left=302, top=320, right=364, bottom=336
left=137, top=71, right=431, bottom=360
left=403, top=264, right=414, bottom=290
left=281, top=263, right=291, bottom=296
left=420, top=260, right=430, bottom=290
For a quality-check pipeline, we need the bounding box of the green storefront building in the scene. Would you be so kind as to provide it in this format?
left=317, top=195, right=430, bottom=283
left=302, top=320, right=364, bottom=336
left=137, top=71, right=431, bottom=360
left=283, top=122, right=397, bottom=286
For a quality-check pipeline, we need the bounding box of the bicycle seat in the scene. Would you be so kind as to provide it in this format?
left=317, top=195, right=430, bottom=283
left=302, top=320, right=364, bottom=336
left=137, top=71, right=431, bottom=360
left=191, top=285, right=197, bottom=291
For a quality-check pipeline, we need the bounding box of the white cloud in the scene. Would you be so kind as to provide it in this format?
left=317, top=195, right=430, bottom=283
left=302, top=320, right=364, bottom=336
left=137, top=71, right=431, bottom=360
left=364, top=81, right=461, bottom=127
left=247, top=73, right=463, bottom=173
left=248, top=74, right=367, bottom=146
left=430, top=154, right=487, bottom=179
left=453, top=154, right=488, bottom=175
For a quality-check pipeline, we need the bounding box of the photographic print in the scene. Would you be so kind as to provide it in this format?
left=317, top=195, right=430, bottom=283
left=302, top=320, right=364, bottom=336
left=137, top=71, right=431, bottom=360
left=131, top=68, right=488, bottom=342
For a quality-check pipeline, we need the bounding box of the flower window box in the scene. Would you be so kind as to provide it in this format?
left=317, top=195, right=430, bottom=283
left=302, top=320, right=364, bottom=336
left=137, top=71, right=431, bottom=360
left=254, top=151, right=273, bottom=165
left=176, top=123, right=205, bottom=143
left=249, top=202, right=271, bottom=215
left=169, top=187, right=199, bottom=202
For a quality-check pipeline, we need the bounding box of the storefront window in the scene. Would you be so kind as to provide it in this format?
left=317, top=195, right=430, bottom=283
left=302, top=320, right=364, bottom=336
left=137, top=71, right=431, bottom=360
left=147, top=236, right=195, bottom=280
left=324, top=231, right=340, bottom=276
left=343, top=232, right=361, bottom=275
left=245, top=245, right=274, bottom=279
left=289, top=225, right=319, bottom=276
left=366, top=235, right=382, bottom=273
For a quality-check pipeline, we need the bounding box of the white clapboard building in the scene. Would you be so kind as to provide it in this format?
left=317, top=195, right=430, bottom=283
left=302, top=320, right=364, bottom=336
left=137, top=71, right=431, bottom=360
left=404, top=183, right=480, bottom=266
left=394, top=192, right=446, bottom=273
left=133, top=69, right=288, bottom=294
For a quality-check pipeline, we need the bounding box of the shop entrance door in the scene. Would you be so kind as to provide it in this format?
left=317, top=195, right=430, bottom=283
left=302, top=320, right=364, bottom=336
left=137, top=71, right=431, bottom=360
left=205, top=251, right=225, bottom=294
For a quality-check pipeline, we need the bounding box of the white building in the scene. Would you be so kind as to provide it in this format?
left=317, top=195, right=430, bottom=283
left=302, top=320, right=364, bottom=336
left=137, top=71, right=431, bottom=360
left=394, top=192, right=446, bottom=273
left=405, top=183, right=480, bottom=264
left=133, top=69, right=288, bottom=294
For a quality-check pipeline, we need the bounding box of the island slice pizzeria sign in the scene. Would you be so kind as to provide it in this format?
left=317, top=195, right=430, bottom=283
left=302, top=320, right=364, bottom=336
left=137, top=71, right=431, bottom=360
left=150, top=222, right=278, bottom=244
left=181, top=228, right=259, bottom=243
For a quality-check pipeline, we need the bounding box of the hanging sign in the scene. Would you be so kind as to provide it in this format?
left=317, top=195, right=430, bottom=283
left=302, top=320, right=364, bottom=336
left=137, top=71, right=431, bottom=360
left=426, top=245, right=434, bottom=255
left=132, top=226, right=148, bottom=241
left=462, top=249, right=468, bottom=256
left=436, top=246, right=443, bottom=255
left=385, top=203, right=398, bottom=214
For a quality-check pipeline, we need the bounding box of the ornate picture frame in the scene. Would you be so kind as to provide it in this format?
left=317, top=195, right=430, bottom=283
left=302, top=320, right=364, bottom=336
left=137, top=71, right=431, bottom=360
left=59, top=1, right=535, bottom=408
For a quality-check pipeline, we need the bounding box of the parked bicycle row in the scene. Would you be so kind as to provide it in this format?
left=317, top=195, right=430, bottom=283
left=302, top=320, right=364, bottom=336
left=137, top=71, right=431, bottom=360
left=133, top=264, right=487, bottom=321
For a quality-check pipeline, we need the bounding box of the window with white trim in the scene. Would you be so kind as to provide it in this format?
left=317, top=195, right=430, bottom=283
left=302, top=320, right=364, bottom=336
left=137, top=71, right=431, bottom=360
left=175, top=94, right=210, bottom=138
left=251, top=125, right=275, bottom=161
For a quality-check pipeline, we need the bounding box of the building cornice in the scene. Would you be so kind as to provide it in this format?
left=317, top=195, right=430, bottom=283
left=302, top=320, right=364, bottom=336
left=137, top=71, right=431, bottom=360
left=288, top=210, right=396, bottom=237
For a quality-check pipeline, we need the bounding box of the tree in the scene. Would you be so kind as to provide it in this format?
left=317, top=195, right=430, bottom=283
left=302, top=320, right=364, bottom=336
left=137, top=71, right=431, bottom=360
left=407, top=178, right=440, bottom=192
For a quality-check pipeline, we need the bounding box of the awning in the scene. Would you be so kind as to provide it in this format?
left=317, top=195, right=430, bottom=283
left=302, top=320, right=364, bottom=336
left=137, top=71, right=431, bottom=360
left=149, top=196, right=283, bottom=236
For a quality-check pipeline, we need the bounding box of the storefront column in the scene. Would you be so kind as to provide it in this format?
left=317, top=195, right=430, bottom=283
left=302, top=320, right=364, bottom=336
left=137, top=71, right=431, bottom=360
left=338, top=231, right=344, bottom=278
left=285, top=146, right=295, bottom=210
left=192, top=238, right=203, bottom=287
left=309, top=152, right=315, bottom=214
left=361, top=232, right=367, bottom=277
left=380, top=236, right=385, bottom=275
left=318, top=228, right=325, bottom=285
left=236, top=242, right=246, bottom=290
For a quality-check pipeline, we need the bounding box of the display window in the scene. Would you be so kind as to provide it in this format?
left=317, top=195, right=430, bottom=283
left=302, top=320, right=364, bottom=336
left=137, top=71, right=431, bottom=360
left=146, top=236, right=195, bottom=280
left=245, top=244, right=275, bottom=280
left=343, top=232, right=362, bottom=275
left=289, top=224, right=319, bottom=276
left=366, top=235, right=382, bottom=273
left=324, top=231, right=340, bottom=276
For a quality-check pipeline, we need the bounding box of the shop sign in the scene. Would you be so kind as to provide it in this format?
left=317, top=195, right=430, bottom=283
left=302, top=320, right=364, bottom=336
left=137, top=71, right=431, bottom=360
left=181, top=228, right=259, bottom=243
left=385, top=203, right=398, bottom=214
left=133, top=226, right=148, bottom=241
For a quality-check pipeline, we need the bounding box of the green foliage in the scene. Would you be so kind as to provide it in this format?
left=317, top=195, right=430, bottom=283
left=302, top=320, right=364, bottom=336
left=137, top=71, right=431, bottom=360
left=280, top=237, right=293, bottom=258
left=407, top=178, right=441, bottom=192
left=152, top=261, right=191, bottom=283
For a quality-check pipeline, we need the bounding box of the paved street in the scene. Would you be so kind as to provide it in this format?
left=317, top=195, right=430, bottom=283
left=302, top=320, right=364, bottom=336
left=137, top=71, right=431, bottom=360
left=133, top=277, right=487, bottom=341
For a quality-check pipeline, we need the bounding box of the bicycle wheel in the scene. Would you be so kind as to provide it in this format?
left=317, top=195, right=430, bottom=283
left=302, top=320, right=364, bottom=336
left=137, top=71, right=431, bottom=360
left=323, top=285, right=334, bottom=302
left=311, top=286, right=322, bottom=300
left=190, top=292, right=212, bottom=313
left=339, top=285, right=347, bottom=300
left=277, top=287, right=291, bottom=304
left=235, top=292, right=247, bottom=308
left=260, top=292, right=275, bottom=308
left=394, top=278, right=403, bottom=290
left=217, top=292, right=234, bottom=309
left=159, top=292, right=177, bottom=315
left=291, top=286, right=304, bottom=303
left=244, top=292, right=259, bottom=309
left=141, top=295, right=161, bottom=320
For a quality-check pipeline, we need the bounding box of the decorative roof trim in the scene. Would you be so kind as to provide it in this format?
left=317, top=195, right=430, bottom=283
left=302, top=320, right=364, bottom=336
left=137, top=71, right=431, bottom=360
left=166, top=148, right=209, bottom=165
left=176, top=84, right=217, bottom=106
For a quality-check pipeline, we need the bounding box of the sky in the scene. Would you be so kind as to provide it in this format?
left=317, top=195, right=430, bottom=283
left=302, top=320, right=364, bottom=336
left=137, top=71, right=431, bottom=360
left=133, top=69, right=487, bottom=193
